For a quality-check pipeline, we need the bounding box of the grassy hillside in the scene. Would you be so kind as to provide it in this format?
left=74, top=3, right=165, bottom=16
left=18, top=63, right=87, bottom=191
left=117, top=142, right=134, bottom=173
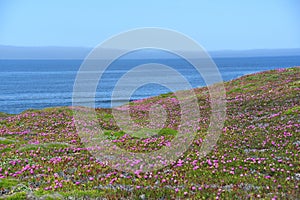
left=0, top=67, right=299, bottom=199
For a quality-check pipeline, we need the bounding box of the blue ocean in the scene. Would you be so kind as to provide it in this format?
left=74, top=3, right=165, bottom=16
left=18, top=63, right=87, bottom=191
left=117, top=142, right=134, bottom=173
left=1, top=56, right=300, bottom=114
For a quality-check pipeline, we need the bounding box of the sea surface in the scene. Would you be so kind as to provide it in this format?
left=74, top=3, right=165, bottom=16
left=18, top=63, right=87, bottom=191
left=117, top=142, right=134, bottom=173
left=1, top=56, right=300, bottom=114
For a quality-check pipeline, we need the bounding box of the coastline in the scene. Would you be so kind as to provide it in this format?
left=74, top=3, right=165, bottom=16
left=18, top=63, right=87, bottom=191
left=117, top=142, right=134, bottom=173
left=0, top=66, right=298, bottom=116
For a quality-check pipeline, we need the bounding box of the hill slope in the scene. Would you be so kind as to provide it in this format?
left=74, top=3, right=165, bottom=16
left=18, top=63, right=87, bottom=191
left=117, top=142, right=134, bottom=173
left=0, top=67, right=299, bottom=199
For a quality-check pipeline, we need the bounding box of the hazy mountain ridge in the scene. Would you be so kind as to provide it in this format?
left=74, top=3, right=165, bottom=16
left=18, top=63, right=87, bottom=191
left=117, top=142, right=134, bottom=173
left=1, top=45, right=300, bottom=59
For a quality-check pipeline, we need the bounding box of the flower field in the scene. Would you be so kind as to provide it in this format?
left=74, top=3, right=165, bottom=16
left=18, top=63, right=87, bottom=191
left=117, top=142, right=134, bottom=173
left=0, top=67, right=299, bottom=199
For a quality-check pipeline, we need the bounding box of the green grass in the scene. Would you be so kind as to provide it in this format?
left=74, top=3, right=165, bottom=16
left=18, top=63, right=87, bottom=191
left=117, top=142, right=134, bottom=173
left=0, top=179, right=19, bottom=189
left=284, top=106, right=300, bottom=115
left=17, top=142, right=72, bottom=152
left=158, top=128, right=177, bottom=136
left=104, top=128, right=178, bottom=139
left=17, top=144, right=44, bottom=152
left=60, top=189, right=106, bottom=199
left=0, top=139, right=15, bottom=145
left=104, top=130, right=126, bottom=139
left=1, top=192, right=27, bottom=200
left=0, top=147, right=12, bottom=153
left=43, top=142, right=73, bottom=148
left=159, top=92, right=173, bottom=98
left=227, top=87, right=243, bottom=94
left=0, top=112, right=14, bottom=118
left=130, top=128, right=158, bottom=138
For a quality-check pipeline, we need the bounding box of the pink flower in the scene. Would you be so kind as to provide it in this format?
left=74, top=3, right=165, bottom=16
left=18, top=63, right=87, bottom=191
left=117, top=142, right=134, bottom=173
left=175, top=159, right=184, bottom=167
left=207, top=159, right=212, bottom=166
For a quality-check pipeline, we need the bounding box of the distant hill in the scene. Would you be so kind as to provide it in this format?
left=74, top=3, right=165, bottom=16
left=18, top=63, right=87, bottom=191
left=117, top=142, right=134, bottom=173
left=1, top=45, right=300, bottom=59
left=0, top=45, right=91, bottom=59
left=209, top=48, right=300, bottom=58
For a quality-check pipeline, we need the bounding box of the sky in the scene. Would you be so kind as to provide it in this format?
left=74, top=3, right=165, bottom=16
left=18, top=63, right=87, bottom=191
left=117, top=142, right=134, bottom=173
left=0, top=0, right=299, bottom=51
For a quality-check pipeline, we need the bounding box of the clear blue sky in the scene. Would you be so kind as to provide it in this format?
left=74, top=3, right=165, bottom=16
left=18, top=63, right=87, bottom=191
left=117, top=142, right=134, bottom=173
left=0, top=0, right=299, bottom=50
